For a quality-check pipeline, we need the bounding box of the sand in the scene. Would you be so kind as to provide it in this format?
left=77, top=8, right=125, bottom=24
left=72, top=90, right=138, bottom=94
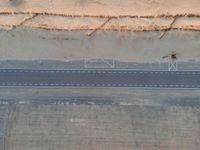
left=0, top=0, right=200, bottom=17
left=0, top=0, right=200, bottom=62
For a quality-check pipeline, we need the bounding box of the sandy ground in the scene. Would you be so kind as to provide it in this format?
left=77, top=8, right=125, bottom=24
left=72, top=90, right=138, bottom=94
left=0, top=0, right=200, bottom=32
left=0, top=88, right=200, bottom=150
left=0, top=28, right=200, bottom=62
left=1, top=14, right=200, bottom=31
left=0, top=0, right=200, bottom=17
left=4, top=104, right=200, bottom=150
left=0, top=0, right=200, bottom=62
left=0, top=87, right=200, bottom=106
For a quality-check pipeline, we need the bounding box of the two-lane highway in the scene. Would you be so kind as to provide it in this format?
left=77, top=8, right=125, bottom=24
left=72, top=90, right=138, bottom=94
left=0, top=69, right=200, bottom=88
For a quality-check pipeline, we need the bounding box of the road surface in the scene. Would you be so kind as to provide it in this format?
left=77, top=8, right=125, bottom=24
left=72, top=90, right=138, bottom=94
left=0, top=69, right=199, bottom=88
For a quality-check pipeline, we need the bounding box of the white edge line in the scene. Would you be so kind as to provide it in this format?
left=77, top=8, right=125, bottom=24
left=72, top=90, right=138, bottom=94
left=0, top=86, right=200, bottom=90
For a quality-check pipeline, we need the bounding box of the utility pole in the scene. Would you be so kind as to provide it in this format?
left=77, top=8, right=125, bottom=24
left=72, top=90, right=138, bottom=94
left=163, top=52, right=178, bottom=71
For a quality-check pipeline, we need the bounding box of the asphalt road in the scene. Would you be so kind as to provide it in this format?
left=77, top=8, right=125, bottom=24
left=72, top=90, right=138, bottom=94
left=0, top=69, right=200, bottom=88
